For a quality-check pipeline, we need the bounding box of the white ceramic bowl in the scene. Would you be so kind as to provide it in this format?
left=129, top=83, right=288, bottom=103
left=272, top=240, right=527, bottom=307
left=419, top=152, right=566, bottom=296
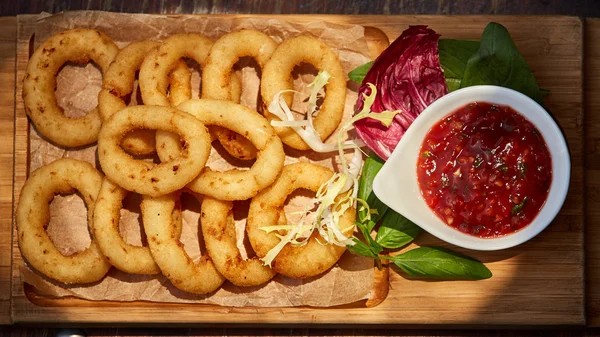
left=372, top=85, right=570, bottom=251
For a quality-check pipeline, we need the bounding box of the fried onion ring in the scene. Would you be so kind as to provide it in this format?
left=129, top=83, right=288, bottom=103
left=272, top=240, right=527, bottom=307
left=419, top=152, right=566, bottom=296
left=156, top=99, right=285, bottom=201
left=247, top=162, right=355, bottom=279
left=142, top=192, right=225, bottom=294
left=201, top=197, right=276, bottom=287
left=16, top=158, right=111, bottom=284
left=202, top=30, right=278, bottom=160
left=138, top=33, right=242, bottom=107
left=98, top=105, right=211, bottom=197
left=98, top=40, right=192, bottom=155
left=23, top=29, right=119, bottom=148
left=261, top=35, right=347, bottom=150
left=93, top=178, right=183, bottom=274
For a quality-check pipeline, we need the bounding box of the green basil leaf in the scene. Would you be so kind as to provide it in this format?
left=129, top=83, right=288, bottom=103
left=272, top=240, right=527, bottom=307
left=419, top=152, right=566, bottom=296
left=365, top=220, right=378, bottom=234
left=357, top=154, right=385, bottom=201
left=438, top=39, right=480, bottom=92
left=357, top=154, right=389, bottom=223
left=346, top=238, right=379, bottom=258
left=354, top=220, right=368, bottom=233
left=363, top=196, right=388, bottom=225
left=348, top=61, right=374, bottom=84
left=460, top=22, right=544, bottom=105
left=370, top=239, right=384, bottom=255
left=355, top=220, right=383, bottom=254
left=355, top=221, right=372, bottom=244
left=375, top=211, right=421, bottom=249
left=390, top=247, right=492, bottom=280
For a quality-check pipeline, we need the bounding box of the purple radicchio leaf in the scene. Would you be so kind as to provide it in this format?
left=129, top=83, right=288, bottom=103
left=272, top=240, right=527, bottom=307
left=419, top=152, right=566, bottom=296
left=354, top=25, right=448, bottom=160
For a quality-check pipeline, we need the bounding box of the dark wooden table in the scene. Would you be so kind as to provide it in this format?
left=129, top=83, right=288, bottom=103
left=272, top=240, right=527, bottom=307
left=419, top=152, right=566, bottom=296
left=2, top=0, right=600, bottom=17
left=3, top=0, right=600, bottom=336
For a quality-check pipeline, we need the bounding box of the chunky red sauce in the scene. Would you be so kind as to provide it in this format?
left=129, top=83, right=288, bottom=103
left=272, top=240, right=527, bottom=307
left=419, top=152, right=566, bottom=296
left=417, top=102, right=552, bottom=238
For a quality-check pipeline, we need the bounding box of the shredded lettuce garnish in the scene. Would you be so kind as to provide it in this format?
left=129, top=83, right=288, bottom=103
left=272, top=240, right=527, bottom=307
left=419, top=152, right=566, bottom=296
left=259, top=73, right=399, bottom=267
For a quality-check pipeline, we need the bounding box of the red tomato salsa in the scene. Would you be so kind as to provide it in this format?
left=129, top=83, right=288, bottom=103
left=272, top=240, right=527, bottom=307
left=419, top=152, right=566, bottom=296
left=417, top=102, right=552, bottom=238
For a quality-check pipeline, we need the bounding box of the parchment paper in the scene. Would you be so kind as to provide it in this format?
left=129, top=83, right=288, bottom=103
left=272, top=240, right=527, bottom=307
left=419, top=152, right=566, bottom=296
left=22, top=11, right=375, bottom=307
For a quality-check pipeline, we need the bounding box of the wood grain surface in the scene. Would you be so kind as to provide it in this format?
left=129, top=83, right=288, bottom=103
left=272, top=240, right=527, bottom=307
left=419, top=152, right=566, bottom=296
left=0, top=16, right=16, bottom=326
left=586, top=18, right=600, bottom=327
left=1, top=0, right=599, bottom=17
left=47, top=328, right=600, bottom=337
left=11, top=14, right=30, bottom=326
left=5, top=326, right=600, bottom=337
left=8, top=13, right=585, bottom=326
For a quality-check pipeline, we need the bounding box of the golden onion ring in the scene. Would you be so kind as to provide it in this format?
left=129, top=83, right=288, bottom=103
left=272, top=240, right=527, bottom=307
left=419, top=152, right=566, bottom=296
left=98, top=40, right=192, bottom=155
left=142, top=192, right=225, bottom=294
left=261, top=35, right=347, bottom=151
left=23, top=29, right=119, bottom=147
left=202, top=30, right=278, bottom=160
left=247, top=162, right=355, bottom=279
left=156, top=99, right=285, bottom=201
left=92, top=178, right=183, bottom=274
left=201, top=197, right=276, bottom=287
left=16, top=158, right=111, bottom=284
left=98, top=105, right=211, bottom=197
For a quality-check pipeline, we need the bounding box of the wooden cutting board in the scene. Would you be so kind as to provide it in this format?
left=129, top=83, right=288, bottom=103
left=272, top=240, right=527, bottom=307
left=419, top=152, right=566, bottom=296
left=6, top=13, right=585, bottom=325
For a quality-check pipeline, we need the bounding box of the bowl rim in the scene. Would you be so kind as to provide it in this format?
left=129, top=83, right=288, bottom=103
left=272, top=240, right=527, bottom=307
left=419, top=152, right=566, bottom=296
left=372, top=85, right=571, bottom=251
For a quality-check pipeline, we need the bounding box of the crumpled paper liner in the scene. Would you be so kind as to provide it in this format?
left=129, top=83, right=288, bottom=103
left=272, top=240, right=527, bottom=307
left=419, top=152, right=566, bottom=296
left=23, top=11, right=375, bottom=307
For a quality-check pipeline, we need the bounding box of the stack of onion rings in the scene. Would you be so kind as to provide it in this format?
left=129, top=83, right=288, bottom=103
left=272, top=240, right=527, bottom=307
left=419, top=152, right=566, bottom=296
left=19, top=27, right=357, bottom=290
left=261, top=35, right=347, bottom=150
left=98, top=40, right=192, bottom=155
left=156, top=99, right=285, bottom=201
left=138, top=33, right=261, bottom=160
left=202, top=30, right=278, bottom=160
left=247, top=162, right=355, bottom=279
left=17, top=158, right=111, bottom=284
left=23, top=29, right=119, bottom=148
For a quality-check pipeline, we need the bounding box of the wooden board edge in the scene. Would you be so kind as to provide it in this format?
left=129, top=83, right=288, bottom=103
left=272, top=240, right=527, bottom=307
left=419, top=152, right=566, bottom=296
left=11, top=14, right=35, bottom=323
left=0, top=16, right=17, bottom=326
left=10, top=13, right=392, bottom=322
